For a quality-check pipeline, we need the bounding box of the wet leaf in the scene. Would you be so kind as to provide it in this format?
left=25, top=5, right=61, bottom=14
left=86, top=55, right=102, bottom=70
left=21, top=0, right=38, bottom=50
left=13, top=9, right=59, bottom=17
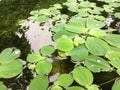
left=36, top=15, right=49, bottom=22
left=29, top=75, right=49, bottom=90
left=72, top=66, right=93, bottom=87
left=35, top=60, right=52, bottom=75
left=85, top=37, right=110, bottom=56
left=84, top=55, right=110, bottom=72
left=0, top=48, right=21, bottom=63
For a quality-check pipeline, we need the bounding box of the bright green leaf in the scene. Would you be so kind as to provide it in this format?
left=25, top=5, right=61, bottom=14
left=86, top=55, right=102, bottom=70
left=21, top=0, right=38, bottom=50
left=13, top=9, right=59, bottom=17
left=36, top=15, right=49, bottom=22
left=84, top=55, right=110, bottom=72
left=54, top=74, right=73, bottom=87
left=67, top=86, right=85, bottom=90
left=40, top=45, right=55, bottom=56
left=35, top=60, right=52, bottom=75
left=29, top=75, right=49, bottom=90
left=27, top=53, right=42, bottom=63
left=112, top=80, right=120, bottom=90
left=88, top=85, right=99, bottom=90
left=56, top=36, right=74, bottom=52
left=51, top=85, right=63, bottom=90
left=72, top=66, right=93, bottom=87
left=0, top=82, right=7, bottom=90
left=85, top=37, right=110, bottom=56
left=69, top=45, right=88, bottom=61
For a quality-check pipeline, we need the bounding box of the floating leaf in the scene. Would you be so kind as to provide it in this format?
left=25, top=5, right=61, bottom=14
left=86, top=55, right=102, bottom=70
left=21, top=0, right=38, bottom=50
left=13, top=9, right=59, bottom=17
left=51, top=85, right=63, bottom=90
left=89, top=29, right=106, bottom=38
left=35, top=60, right=52, bottom=75
left=105, top=51, right=120, bottom=70
left=53, top=4, right=62, bottom=9
left=72, top=66, right=93, bottom=87
left=30, top=10, right=39, bottom=15
left=85, top=37, right=110, bottom=56
left=0, top=60, right=23, bottom=78
left=53, top=30, right=76, bottom=41
left=54, top=74, right=73, bottom=87
left=40, top=45, right=55, bottom=56
left=112, top=80, right=120, bottom=90
left=74, top=36, right=85, bottom=45
left=103, top=34, right=120, bottom=48
left=29, top=75, right=49, bottom=90
left=87, top=16, right=105, bottom=29
left=69, top=45, right=88, bottom=61
left=110, top=46, right=120, bottom=52
left=84, top=55, right=110, bottom=72
left=28, top=16, right=37, bottom=21
left=0, top=48, right=21, bottom=63
left=0, top=82, right=7, bottom=90
left=67, top=86, right=85, bottom=90
left=38, top=9, right=50, bottom=16
left=56, top=36, right=74, bottom=52
left=27, top=53, right=42, bottom=63
left=88, top=85, right=99, bottom=90
left=36, top=15, right=49, bottom=22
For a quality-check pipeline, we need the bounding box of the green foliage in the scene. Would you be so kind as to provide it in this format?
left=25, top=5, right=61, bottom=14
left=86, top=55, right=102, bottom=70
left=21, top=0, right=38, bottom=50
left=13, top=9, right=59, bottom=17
left=72, top=66, right=93, bottom=87
left=29, top=75, right=49, bottom=90
left=84, top=55, right=110, bottom=72
left=67, top=86, right=85, bottom=90
left=0, top=48, right=23, bottom=78
left=54, top=74, right=73, bottom=87
left=112, top=80, right=120, bottom=90
left=0, top=82, right=7, bottom=90
left=40, top=45, right=55, bottom=56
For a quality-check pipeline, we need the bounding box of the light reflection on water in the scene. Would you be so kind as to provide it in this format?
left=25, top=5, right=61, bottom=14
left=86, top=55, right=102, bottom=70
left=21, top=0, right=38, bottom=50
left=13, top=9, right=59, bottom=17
left=22, top=20, right=55, bottom=53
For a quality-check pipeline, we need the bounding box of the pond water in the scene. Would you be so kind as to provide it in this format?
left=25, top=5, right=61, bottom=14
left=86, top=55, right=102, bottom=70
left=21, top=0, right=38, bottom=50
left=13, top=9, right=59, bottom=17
left=0, top=0, right=119, bottom=90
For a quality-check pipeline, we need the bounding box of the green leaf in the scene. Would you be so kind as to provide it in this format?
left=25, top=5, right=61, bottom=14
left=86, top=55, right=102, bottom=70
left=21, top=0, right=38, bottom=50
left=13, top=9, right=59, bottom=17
left=53, top=4, right=62, bottom=9
left=0, top=60, right=23, bottom=78
left=67, top=86, right=85, bottom=90
left=0, top=48, right=21, bottom=63
left=40, top=45, right=55, bottom=56
left=29, top=75, right=49, bottom=90
left=87, top=16, right=105, bottom=29
left=89, top=29, right=106, bottom=38
left=36, top=15, right=49, bottom=22
left=85, top=37, right=110, bottom=56
left=105, top=51, right=120, bottom=70
left=110, top=46, right=120, bottom=52
left=73, top=36, right=85, bottom=45
left=88, top=85, right=99, bottom=90
left=38, top=9, right=50, bottom=16
left=30, top=10, right=39, bottom=15
left=54, top=74, right=73, bottom=87
left=35, top=60, right=52, bottom=75
left=56, top=36, right=74, bottom=52
left=53, top=30, right=76, bottom=41
left=69, top=45, right=88, bottom=61
left=84, top=55, right=110, bottom=72
left=65, top=23, right=87, bottom=34
left=27, top=53, right=42, bottom=63
left=112, top=80, right=120, bottom=90
left=51, top=85, right=63, bottom=90
left=28, top=16, right=37, bottom=21
left=103, top=34, right=120, bottom=48
left=0, top=82, right=7, bottom=90
left=72, top=66, right=93, bottom=87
